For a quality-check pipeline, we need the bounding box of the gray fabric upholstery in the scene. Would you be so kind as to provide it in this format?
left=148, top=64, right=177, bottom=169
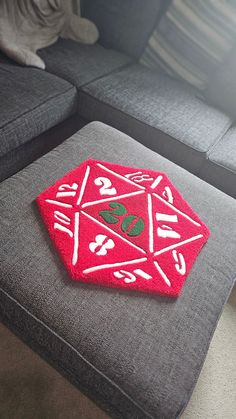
left=0, top=60, right=77, bottom=158
left=0, top=122, right=235, bottom=419
left=205, top=47, right=236, bottom=118
left=78, top=65, right=232, bottom=174
left=141, top=0, right=236, bottom=91
left=80, top=0, right=163, bottom=58
left=0, top=115, right=87, bottom=183
left=199, top=126, right=236, bottom=198
left=39, top=38, right=132, bottom=87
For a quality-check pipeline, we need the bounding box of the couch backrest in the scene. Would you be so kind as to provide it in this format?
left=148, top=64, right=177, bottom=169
left=141, top=0, right=236, bottom=91
left=81, top=0, right=164, bottom=58
left=205, top=46, right=236, bottom=119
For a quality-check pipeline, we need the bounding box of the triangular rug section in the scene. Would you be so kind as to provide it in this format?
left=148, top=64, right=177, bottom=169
left=151, top=193, right=207, bottom=254
left=79, top=161, right=143, bottom=207
left=82, top=191, right=149, bottom=253
left=73, top=212, right=146, bottom=279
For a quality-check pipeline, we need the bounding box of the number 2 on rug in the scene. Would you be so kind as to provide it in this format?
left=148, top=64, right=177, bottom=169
left=94, top=177, right=117, bottom=196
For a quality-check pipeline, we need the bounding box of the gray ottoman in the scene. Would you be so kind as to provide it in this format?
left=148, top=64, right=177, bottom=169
left=0, top=122, right=235, bottom=419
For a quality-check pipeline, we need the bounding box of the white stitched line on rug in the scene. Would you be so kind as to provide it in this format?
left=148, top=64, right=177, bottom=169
left=72, top=212, right=80, bottom=266
left=81, top=190, right=144, bottom=208
left=77, top=165, right=90, bottom=205
left=96, top=163, right=145, bottom=190
left=45, top=199, right=73, bottom=208
left=54, top=223, right=73, bottom=238
left=156, top=213, right=178, bottom=222
left=150, top=175, right=163, bottom=189
left=152, top=193, right=201, bottom=227
left=147, top=194, right=154, bottom=253
left=163, top=186, right=174, bottom=204
left=83, top=257, right=148, bottom=275
left=56, top=191, right=77, bottom=198
left=154, top=261, right=171, bottom=287
left=54, top=211, right=71, bottom=225
left=133, top=269, right=152, bottom=280
left=81, top=211, right=146, bottom=255
left=154, top=234, right=203, bottom=256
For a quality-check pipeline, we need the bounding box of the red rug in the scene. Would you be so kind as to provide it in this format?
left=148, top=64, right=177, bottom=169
left=36, top=159, right=210, bottom=297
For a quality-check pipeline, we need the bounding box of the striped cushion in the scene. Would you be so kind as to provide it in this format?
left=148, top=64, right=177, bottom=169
left=141, top=0, right=236, bottom=90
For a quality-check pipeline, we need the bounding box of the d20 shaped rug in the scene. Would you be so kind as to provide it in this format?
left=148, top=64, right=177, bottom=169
left=36, top=159, right=210, bottom=297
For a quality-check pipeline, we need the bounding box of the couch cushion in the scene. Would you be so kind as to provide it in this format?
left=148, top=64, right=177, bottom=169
left=140, top=0, right=236, bottom=90
left=0, top=115, right=86, bottom=183
left=199, top=126, right=236, bottom=199
left=39, top=38, right=133, bottom=88
left=0, top=122, right=235, bottom=419
left=80, top=0, right=163, bottom=58
left=78, top=64, right=232, bottom=174
left=0, top=58, right=77, bottom=158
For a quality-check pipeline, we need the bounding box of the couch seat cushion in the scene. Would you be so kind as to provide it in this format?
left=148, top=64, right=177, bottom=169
left=0, top=122, right=235, bottom=419
left=0, top=58, right=77, bottom=158
left=200, top=126, right=236, bottom=198
left=78, top=64, right=232, bottom=174
left=39, top=38, right=133, bottom=87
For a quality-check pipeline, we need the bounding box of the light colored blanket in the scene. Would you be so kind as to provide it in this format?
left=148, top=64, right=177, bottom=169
left=0, top=0, right=98, bottom=69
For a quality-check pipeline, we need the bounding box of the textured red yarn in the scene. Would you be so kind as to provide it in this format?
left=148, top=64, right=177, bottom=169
left=36, top=159, right=210, bottom=297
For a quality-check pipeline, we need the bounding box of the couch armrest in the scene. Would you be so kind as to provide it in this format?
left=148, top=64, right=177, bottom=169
left=81, top=0, right=163, bottom=58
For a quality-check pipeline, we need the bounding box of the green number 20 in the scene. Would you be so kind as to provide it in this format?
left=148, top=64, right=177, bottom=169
left=99, top=202, right=144, bottom=237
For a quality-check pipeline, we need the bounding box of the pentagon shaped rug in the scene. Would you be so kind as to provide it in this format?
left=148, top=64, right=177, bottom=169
left=36, top=159, right=210, bottom=297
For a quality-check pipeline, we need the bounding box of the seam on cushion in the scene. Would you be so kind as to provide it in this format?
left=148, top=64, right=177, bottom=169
left=0, top=85, right=76, bottom=131
left=205, top=120, right=234, bottom=154
left=41, top=45, right=134, bottom=89
left=78, top=60, right=134, bottom=89
left=77, top=89, right=211, bottom=154
left=0, top=286, right=154, bottom=419
left=0, top=65, right=17, bottom=73
left=205, top=156, right=236, bottom=175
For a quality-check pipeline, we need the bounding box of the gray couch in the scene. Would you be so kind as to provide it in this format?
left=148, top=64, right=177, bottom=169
left=0, top=2, right=236, bottom=418
left=0, top=0, right=235, bottom=198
